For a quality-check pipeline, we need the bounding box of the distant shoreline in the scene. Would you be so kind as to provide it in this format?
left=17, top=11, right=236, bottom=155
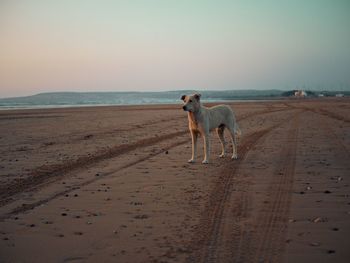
left=0, top=98, right=284, bottom=111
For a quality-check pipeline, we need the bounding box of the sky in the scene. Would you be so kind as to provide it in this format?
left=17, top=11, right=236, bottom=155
left=0, top=0, right=350, bottom=98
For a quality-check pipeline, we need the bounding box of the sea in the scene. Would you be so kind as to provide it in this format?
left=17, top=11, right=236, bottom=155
left=0, top=91, right=282, bottom=110
left=0, top=99, right=264, bottom=110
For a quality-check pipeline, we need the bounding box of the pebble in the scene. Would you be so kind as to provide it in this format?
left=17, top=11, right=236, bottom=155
left=134, top=214, right=149, bottom=219
left=310, top=242, right=320, bottom=247
left=312, top=217, right=327, bottom=223
left=61, top=213, right=67, bottom=216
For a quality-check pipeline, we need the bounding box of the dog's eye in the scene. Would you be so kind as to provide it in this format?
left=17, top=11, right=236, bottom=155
left=189, top=100, right=192, bottom=103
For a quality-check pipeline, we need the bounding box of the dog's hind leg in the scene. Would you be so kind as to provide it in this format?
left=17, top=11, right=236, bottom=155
left=227, top=125, right=238, bottom=160
left=216, top=126, right=226, bottom=158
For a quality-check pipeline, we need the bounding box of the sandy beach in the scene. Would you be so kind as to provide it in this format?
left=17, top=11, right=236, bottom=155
left=0, top=98, right=349, bottom=263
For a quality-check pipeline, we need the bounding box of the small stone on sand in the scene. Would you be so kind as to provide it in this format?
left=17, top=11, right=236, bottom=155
left=310, top=242, right=320, bottom=247
left=312, top=217, right=327, bottom=223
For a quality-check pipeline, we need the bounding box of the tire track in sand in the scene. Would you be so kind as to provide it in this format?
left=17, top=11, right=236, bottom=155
left=0, top=130, right=188, bottom=206
left=284, top=103, right=350, bottom=123
left=187, top=112, right=300, bottom=263
left=0, top=138, right=189, bottom=219
left=187, top=125, right=279, bottom=263
left=252, top=114, right=299, bottom=263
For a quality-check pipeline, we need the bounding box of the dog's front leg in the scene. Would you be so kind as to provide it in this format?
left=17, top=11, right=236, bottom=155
left=202, top=134, right=210, bottom=164
left=188, top=130, right=198, bottom=163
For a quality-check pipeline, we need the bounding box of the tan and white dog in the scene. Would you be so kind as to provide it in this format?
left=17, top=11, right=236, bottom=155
left=181, top=93, right=241, bottom=164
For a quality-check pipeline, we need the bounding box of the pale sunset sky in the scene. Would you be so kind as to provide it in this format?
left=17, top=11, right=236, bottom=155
left=0, top=0, right=349, bottom=98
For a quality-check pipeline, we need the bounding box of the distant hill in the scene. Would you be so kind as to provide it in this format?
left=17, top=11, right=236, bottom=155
left=0, top=90, right=348, bottom=108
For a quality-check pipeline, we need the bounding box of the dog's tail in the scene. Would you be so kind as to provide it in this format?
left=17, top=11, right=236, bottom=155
left=234, top=126, right=242, bottom=137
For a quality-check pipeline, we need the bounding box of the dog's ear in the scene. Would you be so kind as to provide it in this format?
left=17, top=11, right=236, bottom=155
left=194, top=93, right=201, bottom=101
left=181, top=95, right=186, bottom=101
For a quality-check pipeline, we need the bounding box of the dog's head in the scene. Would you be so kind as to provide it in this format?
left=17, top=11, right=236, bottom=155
left=181, top=93, right=201, bottom=112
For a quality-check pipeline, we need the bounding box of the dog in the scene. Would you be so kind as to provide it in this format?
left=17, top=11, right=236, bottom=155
left=181, top=93, right=241, bottom=164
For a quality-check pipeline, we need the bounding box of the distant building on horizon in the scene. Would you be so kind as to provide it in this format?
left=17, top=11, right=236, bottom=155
left=294, top=90, right=307, bottom=97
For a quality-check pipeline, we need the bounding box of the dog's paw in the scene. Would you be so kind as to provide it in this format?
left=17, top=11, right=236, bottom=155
left=202, top=160, right=209, bottom=164
left=231, top=155, right=238, bottom=160
left=219, top=153, right=226, bottom=158
left=188, top=159, right=195, bottom=163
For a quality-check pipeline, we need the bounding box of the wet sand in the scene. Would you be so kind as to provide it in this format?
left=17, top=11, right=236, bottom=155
left=0, top=98, right=349, bottom=262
